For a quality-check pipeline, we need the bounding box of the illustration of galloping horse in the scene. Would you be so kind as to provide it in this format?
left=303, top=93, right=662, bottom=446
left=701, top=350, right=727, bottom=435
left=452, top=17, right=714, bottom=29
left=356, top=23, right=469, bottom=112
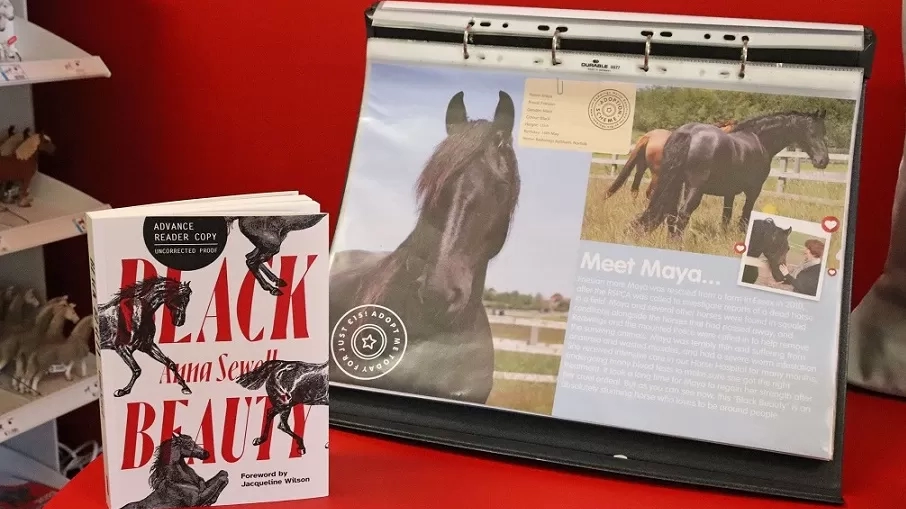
left=329, top=90, right=521, bottom=404
left=119, top=432, right=229, bottom=509
left=633, top=110, right=830, bottom=238
left=225, top=215, right=325, bottom=296
left=234, top=359, right=329, bottom=455
left=96, top=276, right=193, bottom=397
left=605, top=120, right=736, bottom=200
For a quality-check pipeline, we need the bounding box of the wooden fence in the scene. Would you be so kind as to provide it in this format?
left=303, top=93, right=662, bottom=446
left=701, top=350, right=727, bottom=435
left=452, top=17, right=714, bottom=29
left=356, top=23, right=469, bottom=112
left=591, top=149, right=850, bottom=206
left=488, top=314, right=563, bottom=384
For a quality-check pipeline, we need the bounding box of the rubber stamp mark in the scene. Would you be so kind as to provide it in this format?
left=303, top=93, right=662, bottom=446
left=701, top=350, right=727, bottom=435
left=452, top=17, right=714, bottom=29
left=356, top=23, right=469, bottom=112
left=330, top=304, right=408, bottom=381
left=588, top=89, right=632, bottom=131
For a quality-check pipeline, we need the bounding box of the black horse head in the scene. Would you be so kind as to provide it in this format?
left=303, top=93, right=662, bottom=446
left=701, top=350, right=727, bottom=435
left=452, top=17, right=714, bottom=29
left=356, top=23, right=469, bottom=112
left=794, top=109, right=829, bottom=169
left=411, top=90, right=520, bottom=318
left=169, top=431, right=209, bottom=461
left=165, top=281, right=192, bottom=327
left=747, top=218, right=792, bottom=282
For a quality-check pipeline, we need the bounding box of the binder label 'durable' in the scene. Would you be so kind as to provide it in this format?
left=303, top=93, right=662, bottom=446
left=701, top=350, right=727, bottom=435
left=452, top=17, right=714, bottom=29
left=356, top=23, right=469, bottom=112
left=519, top=78, right=636, bottom=153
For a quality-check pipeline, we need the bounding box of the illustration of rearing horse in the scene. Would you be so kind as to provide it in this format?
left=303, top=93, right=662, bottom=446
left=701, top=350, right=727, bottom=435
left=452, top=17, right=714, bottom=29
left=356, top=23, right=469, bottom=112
left=605, top=120, right=737, bottom=200
left=742, top=217, right=792, bottom=284
left=119, top=432, right=229, bottom=509
left=328, top=90, right=521, bottom=404
left=225, top=215, right=325, bottom=297
left=96, top=276, right=193, bottom=397
left=633, top=109, right=830, bottom=238
left=235, top=359, right=329, bottom=455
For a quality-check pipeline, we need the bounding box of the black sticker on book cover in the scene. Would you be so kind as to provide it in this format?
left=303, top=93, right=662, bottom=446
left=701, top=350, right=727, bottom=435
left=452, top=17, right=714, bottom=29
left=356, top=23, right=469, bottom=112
left=143, top=216, right=228, bottom=271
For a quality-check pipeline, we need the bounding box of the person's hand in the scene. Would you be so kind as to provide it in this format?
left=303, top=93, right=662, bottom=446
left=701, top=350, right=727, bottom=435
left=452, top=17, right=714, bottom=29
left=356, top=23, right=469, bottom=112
left=779, top=264, right=790, bottom=276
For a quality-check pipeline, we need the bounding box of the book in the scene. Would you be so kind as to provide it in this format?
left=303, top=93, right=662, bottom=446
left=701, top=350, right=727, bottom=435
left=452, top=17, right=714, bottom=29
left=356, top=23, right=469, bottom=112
left=328, top=52, right=862, bottom=459
left=86, top=191, right=329, bottom=509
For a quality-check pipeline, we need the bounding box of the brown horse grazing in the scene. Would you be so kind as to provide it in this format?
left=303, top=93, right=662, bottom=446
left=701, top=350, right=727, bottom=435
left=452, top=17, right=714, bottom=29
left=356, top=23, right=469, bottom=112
left=605, top=120, right=736, bottom=200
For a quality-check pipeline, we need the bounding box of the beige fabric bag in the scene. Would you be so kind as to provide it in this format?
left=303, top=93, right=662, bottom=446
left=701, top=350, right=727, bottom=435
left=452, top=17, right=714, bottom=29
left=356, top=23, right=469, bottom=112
left=848, top=9, right=906, bottom=396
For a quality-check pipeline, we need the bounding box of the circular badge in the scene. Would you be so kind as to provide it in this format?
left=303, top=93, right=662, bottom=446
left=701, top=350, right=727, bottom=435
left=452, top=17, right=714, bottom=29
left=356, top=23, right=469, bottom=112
left=330, top=304, right=408, bottom=381
left=587, top=89, right=632, bottom=131
left=143, top=216, right=228, bottom=271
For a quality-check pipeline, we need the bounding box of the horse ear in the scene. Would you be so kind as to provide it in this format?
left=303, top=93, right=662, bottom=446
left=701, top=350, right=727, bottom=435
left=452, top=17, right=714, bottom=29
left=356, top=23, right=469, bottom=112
left=493, top=91, right=515, bottom=133
left=445, top=91, right=467, bottom=135
left=785, top=226, right=792, bottom=234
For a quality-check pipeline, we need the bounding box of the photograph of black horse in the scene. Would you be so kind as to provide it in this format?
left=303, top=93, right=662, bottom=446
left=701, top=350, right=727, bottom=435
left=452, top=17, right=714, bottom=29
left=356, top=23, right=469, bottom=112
left=225, top=214, right=325, bottom=296
left=96, top=276, right=193, bottom=397
left=328, top=90, right=520, bottom=404
left=119, top=432, right=229, bottom=509
left=741, top=217, right=792, bottom=284
left=632, top=109, right=830, bottom=238
left=234, top=359, right=328, bottom=455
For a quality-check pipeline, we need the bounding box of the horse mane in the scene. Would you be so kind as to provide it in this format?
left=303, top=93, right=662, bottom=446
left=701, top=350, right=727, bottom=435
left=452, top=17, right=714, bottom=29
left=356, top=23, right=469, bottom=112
left=14, top=134, right=40, bottom=161
left=732, top=111, right=816, bottom=133
left=148, top=438, right=174, bottom=490
left=110, top=276, right=186, bottom=301
left=415, top=119, right=501, bottom=211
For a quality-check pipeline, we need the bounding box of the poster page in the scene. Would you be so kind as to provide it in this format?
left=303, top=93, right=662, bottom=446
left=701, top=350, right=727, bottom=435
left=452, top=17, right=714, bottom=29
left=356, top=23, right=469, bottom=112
left=329, top=59, right=859, bottom=459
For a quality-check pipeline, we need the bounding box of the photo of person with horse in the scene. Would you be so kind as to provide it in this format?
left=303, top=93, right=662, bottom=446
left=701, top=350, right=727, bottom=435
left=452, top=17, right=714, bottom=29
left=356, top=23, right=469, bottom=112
left=737, top=211, right=832, bottom=300
left=582, top=85, right=855, bottom=279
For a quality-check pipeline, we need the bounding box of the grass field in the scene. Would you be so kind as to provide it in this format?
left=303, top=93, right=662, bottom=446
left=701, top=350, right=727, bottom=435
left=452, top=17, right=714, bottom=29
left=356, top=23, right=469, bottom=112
left=486, top=379, right=557, bottom=415
left=580, top=176, right=845, bottom=271
left=495, top=350, right=561, bottom=376
left=486, top=349, right=562, bottom=415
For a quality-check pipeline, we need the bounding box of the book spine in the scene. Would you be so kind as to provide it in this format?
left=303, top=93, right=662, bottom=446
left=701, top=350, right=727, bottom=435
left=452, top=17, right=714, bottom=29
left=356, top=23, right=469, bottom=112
left=83, top=213, right=112, bottom=509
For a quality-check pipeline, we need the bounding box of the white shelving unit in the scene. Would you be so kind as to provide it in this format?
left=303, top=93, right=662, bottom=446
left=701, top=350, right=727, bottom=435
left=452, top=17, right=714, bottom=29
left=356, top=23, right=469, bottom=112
left=0, top=0, right=109, bottom=478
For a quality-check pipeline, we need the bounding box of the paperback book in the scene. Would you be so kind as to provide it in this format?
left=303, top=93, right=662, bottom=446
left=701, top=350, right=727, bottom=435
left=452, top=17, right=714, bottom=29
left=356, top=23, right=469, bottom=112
left=86, top=191, right=329, bottom=509
left=329, top=57, right=861, bottom=459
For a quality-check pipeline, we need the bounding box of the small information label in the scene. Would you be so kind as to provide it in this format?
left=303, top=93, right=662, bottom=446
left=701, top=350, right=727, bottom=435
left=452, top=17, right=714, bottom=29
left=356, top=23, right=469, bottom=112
left=0, top=64, right=27, bottom=81
left=519, top=78, right=636, bottom=153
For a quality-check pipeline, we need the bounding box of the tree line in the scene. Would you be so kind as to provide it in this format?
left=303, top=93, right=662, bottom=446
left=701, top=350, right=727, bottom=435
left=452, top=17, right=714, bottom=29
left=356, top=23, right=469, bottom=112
left=633, top=87, right=856, bottom=152
left=483, top=288, right=571, bottom=312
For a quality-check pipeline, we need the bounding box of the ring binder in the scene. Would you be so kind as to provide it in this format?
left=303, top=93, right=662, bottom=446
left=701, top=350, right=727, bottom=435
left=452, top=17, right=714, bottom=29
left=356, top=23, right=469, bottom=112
left=334, top=1, right=876, bottom=504
left=641, top=32, right=651, bottom=72
left=463, top=20, right=473, bottom=59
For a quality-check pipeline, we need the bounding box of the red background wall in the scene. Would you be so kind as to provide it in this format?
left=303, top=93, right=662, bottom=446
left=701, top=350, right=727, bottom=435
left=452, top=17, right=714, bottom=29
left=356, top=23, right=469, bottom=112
left=24, top=1, right=905, bottom=446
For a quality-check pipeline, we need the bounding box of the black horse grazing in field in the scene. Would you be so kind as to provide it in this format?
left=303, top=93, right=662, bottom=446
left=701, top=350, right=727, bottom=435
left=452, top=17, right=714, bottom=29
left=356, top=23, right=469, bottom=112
left=633, top=110, right=830, bottom=238
left=743, top=217, right=792, bottom=283
left=328, top=90, right=520, bottom=404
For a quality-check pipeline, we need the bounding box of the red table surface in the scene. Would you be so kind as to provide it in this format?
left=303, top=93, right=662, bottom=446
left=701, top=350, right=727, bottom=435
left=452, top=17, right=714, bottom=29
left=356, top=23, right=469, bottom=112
left=47, top=390, right=904, bottom=509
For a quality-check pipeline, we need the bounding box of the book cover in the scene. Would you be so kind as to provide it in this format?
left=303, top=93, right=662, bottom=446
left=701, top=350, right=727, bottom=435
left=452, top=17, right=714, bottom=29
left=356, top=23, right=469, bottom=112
left=86, top=194, right=329, bottom=508
left=329, top=59, right=861, bottom=460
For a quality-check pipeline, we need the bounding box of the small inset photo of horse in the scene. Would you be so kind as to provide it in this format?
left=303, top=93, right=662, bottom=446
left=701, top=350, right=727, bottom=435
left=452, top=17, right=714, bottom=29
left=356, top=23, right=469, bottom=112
left=737, top=211, right=832, bottom=301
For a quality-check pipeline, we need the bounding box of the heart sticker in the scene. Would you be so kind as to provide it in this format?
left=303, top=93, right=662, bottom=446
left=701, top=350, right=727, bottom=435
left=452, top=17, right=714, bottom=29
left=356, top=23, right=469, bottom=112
left=828, top=268, right=838, bottom=276
left=733, top=242, right=746, bottom=254
left=822, top=216, right=840, bottom=233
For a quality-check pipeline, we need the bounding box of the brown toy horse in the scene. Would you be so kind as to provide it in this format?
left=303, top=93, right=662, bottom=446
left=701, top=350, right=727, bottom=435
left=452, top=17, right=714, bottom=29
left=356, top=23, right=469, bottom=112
left=0, top=130, right=55, bottom=207
left=605, top=120, right=736, bottom=200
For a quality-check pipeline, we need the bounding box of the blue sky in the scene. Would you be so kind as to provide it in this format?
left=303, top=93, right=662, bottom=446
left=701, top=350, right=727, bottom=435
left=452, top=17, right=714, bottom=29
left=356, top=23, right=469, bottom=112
left=332, top=62, right=600, bottom=298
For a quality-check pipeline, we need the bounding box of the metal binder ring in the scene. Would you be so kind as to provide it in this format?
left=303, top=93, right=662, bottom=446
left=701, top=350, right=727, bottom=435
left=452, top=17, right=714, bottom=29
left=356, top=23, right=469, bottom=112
left=738, top=36, right=749, bottom=78
left=641, top=34, right=651, bottom=72
left=463, top=21, right=473, bottom=59
left=552, top=29, right=562, bottom=66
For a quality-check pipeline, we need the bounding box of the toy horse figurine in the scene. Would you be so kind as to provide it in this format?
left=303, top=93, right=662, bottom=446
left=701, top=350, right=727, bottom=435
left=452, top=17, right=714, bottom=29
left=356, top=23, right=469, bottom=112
left=6, top=297, right=75, bottom=391
left=22, top=315, right=94, bottom=393
left=0, top=129, right=55, bottom=207
left=0, top=293, right=60, bottom=371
